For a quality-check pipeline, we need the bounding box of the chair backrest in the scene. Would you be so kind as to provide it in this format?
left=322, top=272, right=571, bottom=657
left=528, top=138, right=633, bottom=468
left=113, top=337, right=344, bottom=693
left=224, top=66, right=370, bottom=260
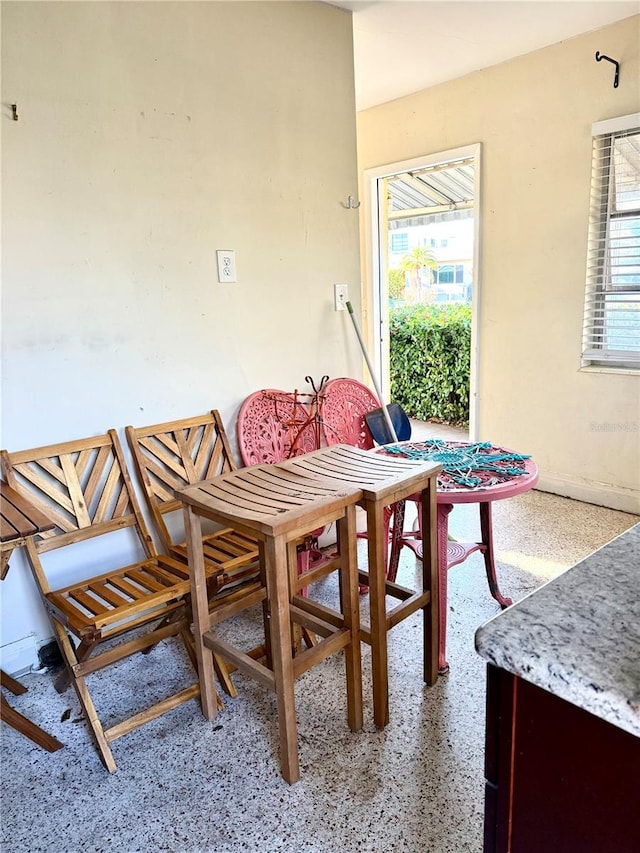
left=1, top=431, right=155, bottom=570
left=237, top=390, right=318, bottom=466
left=125, top=410, right=237, bottom=551
left=321, top=378, right=381, bottom=449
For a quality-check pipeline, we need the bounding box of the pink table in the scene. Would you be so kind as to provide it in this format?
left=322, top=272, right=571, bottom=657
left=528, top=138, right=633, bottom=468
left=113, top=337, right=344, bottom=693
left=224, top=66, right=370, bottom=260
left=384, top=441, right=539, bottom=674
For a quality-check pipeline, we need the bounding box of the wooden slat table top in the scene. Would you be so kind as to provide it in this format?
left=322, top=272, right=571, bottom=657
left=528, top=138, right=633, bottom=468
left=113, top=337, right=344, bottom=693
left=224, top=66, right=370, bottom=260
left=1, top=480, right=55, bottom=544
left=176, top=457, right=362, bottom=537
left=277, top=444, right=441, bottom=502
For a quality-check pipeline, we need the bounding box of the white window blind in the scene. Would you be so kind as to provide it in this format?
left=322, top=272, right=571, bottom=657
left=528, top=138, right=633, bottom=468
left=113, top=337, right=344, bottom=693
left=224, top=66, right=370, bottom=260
left=582, top=114, right=640, bottom=369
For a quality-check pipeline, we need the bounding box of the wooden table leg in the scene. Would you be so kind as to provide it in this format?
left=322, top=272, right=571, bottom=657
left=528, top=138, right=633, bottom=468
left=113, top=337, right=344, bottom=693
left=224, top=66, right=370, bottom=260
left=367, top=499, right=390, bottom=729
left=183, top=506, right=220, bottom=720
left=1, top=693, right=63, bottom=752
left=338, top=504, right=363, bottom=733
left=264, top=533, right=299, bottom=784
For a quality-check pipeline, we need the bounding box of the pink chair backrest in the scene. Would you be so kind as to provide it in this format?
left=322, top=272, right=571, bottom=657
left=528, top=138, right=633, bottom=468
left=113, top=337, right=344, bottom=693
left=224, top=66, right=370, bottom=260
left=321, top=378, right=381, bottom=450
left=237, top=389, right=318, bottom=466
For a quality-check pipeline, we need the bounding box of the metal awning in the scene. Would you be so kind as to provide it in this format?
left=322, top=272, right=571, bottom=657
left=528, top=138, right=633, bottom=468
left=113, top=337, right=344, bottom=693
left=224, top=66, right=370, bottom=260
left=387, top=158, right=475, bottom=220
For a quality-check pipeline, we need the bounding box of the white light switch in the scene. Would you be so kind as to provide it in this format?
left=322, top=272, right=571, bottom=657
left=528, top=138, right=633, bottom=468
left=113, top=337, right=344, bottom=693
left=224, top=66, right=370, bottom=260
left=217, top=250, right=237, bottom=283
left=334, top=283, right=348, bottom=311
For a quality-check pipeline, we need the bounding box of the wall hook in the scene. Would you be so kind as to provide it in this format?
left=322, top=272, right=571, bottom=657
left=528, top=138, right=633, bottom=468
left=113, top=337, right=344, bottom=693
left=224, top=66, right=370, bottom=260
left=11, top=104, right=18, bottom=121
left=595, top=52, right=620, bottom=88
left=343, top=195, right=360, bottom=209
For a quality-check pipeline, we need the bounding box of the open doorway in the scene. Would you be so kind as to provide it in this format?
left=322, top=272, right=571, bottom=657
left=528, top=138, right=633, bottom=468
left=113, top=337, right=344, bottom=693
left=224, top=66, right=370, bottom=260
left=364, top=144, right=481, bottom=440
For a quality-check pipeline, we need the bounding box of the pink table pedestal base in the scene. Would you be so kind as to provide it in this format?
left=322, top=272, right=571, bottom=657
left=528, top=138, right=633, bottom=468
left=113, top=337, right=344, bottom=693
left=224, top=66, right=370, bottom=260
left=391, top=499, right=514, bottom=674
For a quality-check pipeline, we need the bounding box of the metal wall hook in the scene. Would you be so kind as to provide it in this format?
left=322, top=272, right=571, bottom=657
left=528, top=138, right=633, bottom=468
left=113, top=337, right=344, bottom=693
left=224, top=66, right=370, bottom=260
left=11, top=104, right=18, bottom=121
left=343, top=195, right=360, bottom=209
left=595, top=52, right=620, bottom=88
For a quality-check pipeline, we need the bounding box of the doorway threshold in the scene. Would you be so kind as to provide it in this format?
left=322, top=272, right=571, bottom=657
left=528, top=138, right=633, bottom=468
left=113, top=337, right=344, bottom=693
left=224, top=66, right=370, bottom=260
left=409, top=419, right=468, bottom=442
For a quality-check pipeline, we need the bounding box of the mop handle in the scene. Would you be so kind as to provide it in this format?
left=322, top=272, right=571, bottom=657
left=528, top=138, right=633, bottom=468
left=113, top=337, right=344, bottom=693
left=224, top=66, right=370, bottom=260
left=345, top=301, right=398, bottom=443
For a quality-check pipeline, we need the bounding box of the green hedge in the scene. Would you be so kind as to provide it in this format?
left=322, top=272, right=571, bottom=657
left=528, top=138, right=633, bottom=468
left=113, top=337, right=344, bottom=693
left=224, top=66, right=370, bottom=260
left=389, top=303, right=471, bottom=426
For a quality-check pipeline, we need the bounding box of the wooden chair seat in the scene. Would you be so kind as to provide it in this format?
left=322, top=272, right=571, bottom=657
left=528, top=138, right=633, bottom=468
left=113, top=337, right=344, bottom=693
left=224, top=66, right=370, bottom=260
left=168, top=528, right=259, bottom=592
left=44, top=554, right=192, bottom=641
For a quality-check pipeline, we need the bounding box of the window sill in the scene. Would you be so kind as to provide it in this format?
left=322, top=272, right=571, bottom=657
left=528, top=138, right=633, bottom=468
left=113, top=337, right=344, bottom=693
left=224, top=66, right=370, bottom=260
left=580, top=365, right=640, bottom=376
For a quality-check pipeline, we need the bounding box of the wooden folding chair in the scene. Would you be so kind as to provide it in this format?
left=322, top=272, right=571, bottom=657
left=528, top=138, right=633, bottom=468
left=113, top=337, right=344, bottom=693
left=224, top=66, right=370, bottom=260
left=125, top=412, right=263, bottom=691
left=1, top=431, right=210, bottom=772
left=125, top=411, right=260, bottom=592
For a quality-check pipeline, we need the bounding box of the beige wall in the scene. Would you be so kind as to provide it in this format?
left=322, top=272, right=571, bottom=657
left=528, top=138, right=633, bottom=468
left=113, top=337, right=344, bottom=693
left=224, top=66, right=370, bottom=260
left=357, top=15, right=640, bottom=514
left=0, top=1, right=361, bottom=658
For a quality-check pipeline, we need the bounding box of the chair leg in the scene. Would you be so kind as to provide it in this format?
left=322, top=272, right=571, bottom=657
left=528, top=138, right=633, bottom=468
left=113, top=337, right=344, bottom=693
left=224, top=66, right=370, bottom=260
left=337, top=505, right=363, bottom=733
left=301, top=628, right=318, bottom=649
left=1, top=669, right=27, bottom=696
left=265, top=534, right=299, bottom=784
left=211, top=652, right=235, bottom=704
left=258, top=544, right=273, bottom=671
left=367, top=499, right=392, bottom=729
left=141, top=604, right=190, bottom=655
left=51, top=621, right=117, bottom=772
left=54, top=636, right=94, bottom=694
left=295, top=547, right=321, bottom=648
left=1, top=694, right=63, bottom=752
left=296, top=544, right=310, bottom=600
left=387, top=500, right=406, bottom=584
left=289, top=542, right=305, bottom=658
left=180, top=621, right=229, bottom=705
left=184, top=506, right=223, bottom=721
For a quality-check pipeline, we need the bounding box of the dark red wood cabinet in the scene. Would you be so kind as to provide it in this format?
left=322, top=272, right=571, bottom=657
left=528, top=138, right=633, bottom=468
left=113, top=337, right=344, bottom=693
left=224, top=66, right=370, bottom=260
left=483, top=662, right=640, bottom=853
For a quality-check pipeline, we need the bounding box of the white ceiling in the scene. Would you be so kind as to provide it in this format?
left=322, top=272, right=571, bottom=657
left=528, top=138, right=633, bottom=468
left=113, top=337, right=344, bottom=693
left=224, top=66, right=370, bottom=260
left=328, top=1, right=640, bottom=110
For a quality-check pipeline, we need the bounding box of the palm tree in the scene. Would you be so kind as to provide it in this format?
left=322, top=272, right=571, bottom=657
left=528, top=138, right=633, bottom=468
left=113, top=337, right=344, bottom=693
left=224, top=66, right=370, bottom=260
left=387, top=267, right=406, bottom=301
left=399, top=246, right=437, bottom=304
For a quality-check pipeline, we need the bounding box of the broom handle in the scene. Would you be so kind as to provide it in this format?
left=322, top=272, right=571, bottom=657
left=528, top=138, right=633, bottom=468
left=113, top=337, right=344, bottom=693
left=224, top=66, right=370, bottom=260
left=346, top=301, right=398, bottom=443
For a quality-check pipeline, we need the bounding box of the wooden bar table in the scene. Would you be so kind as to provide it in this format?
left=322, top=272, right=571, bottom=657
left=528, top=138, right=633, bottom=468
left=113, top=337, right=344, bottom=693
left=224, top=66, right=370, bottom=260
left=176, top=459, right=364, bottom=784
left=1, top=479, right=63, bottom=752
left=278, top=445, right=441, bottom=729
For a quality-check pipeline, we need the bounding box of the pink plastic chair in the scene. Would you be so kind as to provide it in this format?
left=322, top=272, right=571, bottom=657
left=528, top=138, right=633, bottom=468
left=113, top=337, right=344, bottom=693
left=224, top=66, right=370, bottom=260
left=322, top=378, right=399, bottom=584
left=237, top=389, right=318, bottom=466
left=321, top=377, right=379, bottom=449
left=237, top=390, right=324, bottom=592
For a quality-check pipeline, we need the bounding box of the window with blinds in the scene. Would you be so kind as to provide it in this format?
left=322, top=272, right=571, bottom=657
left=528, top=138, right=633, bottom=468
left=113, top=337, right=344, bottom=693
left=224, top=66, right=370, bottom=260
left=582, top=114, right=640, bottom=369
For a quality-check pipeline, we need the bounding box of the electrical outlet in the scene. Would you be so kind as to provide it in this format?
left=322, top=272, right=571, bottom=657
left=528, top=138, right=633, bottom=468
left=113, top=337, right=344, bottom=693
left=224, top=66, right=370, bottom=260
left=334, top=284, right=348, bottom=311
left=217, top=250, right=237, bottom=283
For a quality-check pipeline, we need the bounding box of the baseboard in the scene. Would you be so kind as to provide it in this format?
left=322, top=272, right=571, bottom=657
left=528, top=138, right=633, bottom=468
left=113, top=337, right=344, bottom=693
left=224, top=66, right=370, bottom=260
left=0, top=634, right=39, bottom=677
left=537, top=473, right=640, bottom=515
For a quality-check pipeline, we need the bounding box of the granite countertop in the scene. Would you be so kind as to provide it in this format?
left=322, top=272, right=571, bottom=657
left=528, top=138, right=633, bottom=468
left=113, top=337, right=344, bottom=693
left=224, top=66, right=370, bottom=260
left=475, top=523, right=640, bottom=738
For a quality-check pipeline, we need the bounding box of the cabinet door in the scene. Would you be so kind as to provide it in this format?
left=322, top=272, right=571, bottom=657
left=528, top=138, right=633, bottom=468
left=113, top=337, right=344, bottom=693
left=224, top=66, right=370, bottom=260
left=484, top=664, right=640, bottom=853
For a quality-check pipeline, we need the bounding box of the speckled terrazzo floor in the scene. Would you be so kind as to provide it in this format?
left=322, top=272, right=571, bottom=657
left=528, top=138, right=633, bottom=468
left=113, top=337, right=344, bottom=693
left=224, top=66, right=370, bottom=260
left=1, top=490, right=637, bottom=853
